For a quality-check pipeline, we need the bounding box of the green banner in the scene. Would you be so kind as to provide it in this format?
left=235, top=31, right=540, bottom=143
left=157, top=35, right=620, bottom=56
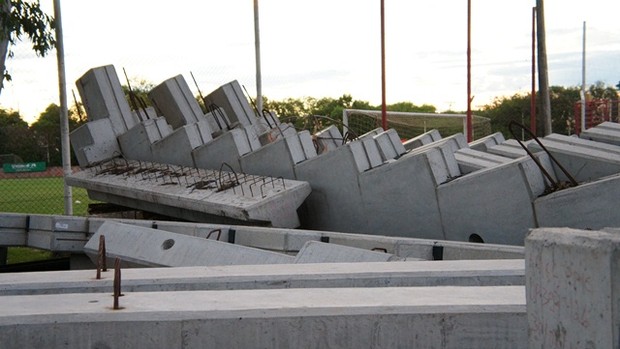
left=2, top=162, right=47, bottom=173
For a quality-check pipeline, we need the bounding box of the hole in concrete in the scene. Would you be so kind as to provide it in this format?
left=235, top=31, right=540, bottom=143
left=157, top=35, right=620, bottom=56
left=468, top=234, right=484, bottom=243
left=162, top=239, right=175, bottom=250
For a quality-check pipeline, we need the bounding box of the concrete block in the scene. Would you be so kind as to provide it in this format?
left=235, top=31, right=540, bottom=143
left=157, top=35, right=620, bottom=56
left=580, top=121, right=620, bottom=146
left=454, top=148, right=512, bottom=174
left=84, top=221, right=295, bottom=267
left=293, top=241, right=401, bottom=263
left=403, top=129, right=442, bottom=150
left=535, top=173, right=620, bottom=230
left=529, top=133, right=620, bottom=182
left=240, top=131, right=317, bottom=179
left=0, top=259, right=525, bottom=295
left=359, top=148, right=447, bottom=239
left=192, top=127, right=259, bottom=172
left=258, top=122, right=298, bottom=145
left=0, top=213, right=27, bottom=246
left=314, top=125, right=343, bottom=154
left=437, top=155, right=554, bottom=246
left=149, top=121, right=212, bottom=166
left=0, top=286, right=527, bottom=348
left=408, top=133, right=467, bottom=179
left=526, top=227, right=620, bottom=349
left=202, top=80, right=256, bottom=128
left=349, top=136, right=384, bottom=172
left=117, top=117, right=173, bottom=162
left=373, top=128, right=406, bottom=161
left=233, top=226, right=323, bottom=253
left=69, top=118, right=121, bottom=167
left=487, top=139, right=529, bottom=159
left=148, top=74, right=207, bottom=130
left=75, top=65, right=138, bottom=135
left=469, top=131, right=505, bottom=152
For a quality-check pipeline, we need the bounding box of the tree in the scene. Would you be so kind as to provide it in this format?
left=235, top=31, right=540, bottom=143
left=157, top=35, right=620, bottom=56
left=0, top=0, right=55, bottom=95
left=30, top=103, right=79, bottom=166
left=0, top=107, right=38, bottom=161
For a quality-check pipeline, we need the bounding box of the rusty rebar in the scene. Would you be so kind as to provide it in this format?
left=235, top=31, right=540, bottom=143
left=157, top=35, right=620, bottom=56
left=113, top=257, right=122, bottom=310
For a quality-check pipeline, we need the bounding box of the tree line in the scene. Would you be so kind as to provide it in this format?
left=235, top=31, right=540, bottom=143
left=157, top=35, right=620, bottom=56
left=0, top=81, right=617, bottom=167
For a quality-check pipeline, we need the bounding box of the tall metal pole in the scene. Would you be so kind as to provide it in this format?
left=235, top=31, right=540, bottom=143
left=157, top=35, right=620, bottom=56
left=466, top=0, right=473, bottom=142
left=530, top=7, right=536, bottom=135
left=253, top=0, right=263, bottom=114
left=580, top=21, right=586, bottom=134
left=380, top=0, right=387, bottom=130
left=536, top=0, right=552, bottom=135
left=53, top=0, right=72, bottom=215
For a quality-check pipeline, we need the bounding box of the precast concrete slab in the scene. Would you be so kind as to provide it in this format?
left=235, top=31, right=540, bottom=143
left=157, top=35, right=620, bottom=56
left=407, top=133, right=468, bottom=179
left=117, top=117, right=173, bottom=162
left=239, top=130, right=317, bottom=179
left=0, top=212, right=28, bottom=246
left=437, top=154, right=555, bottom=245
left=528, top=133, right=620, bottom=182
left=454, top=148, right=512, bottom=174
left=469, top=132, right=505, bottom=152
left=149, top=121, right=213, bottom=166
left=202, top=80, right=256, bottom=129
left=148, top=74, right=206, bottom=130
left=0, top=286, right=527, bottom=348
left=295, top=138, right=386, bottom=233
left=192, top=126, right=261, bottom=172
left=257, top=122, right=298, bottom=145
left=293, top=241, right=401, bottom=263
left=70, top=118, right=122, bottom=167
left=534, top=173, right=620, bottom=230
left=358, top=147, right=448, bottom=239
left=0, top=259, right=525, bottom=295
left=486, top=139, right=529, bottom=159
left=313, top=125, right=343, bottom=154
left=75, top=65, right=138, bottom=135
left=580, top=121, right=620, bottom=146
left=84, top=221, right=294, bottom=267
left=24, top=215, right=90, bottom=252
left=526, top=227, right=620, bottom=349
left=403, top=129, right=442, bottom=150
left=65, top=159, right=311, bottom=228
left=372, top=128, right=406, bottom=161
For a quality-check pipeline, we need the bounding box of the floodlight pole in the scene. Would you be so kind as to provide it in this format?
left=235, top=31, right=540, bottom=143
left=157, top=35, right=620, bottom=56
left=380, top=0, right=387, bottom=130
left=253, top=0, right=263, bottom=114
left=54, top=0, right=73, bottom=215
left=466, top=0, right=473, bottom=142
left=580, top=21, right=586, bottom=134
left=536, top=0, right=552, bottom=135
left=531, top=7, right=537, bottom=135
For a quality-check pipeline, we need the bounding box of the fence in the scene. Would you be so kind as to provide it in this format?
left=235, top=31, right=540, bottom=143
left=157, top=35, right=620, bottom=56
left=0, top=166, right=94, bottom=216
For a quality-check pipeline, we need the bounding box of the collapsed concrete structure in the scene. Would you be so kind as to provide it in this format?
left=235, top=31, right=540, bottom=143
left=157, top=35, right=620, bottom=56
left=70, top=64, right=620, bottom=246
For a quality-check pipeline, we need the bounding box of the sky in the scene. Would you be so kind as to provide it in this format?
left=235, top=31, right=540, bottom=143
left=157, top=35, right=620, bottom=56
left=0, top=0, right=618, bottom=124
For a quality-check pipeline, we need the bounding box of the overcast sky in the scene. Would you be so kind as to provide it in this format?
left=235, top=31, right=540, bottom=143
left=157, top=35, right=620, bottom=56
left=1, top=0, right=618, bottom=124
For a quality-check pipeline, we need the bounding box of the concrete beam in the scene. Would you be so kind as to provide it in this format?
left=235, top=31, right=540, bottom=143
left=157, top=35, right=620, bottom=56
left=403, top=129, right=442, bottom=150
left=148, top=74, right=206, bottom=130
left=526, top=227, right=620, bottom=349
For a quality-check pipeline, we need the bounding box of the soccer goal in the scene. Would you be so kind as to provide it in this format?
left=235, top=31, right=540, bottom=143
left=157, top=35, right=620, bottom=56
left=342, top=109, right=492, bottom=141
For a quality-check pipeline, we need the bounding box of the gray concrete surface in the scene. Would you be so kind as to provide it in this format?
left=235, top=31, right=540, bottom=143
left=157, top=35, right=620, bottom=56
left=526, top=227, right=620, bottom=349
left=0, top=286, right=526, bottom=349
left=0, top=259, right=525, bottom=295
left=70, top=118, right=122, bottom=167
left=469, top=131, right=505, bottom=152
left=580, top=121, right=620, bottom=146
left=293, top=241, right=401, bottom=263
left=403, top=129, right=442, bottom=150
left=148, top=74, right=206, bottom=130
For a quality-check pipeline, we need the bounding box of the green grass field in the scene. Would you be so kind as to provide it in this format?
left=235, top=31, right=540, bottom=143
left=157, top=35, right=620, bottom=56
left=0, top=177, right=94, bottom=216
left=0, top=177, right=96, bottom=264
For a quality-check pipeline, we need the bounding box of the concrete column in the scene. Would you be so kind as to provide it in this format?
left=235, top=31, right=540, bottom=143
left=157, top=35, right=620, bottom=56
left=526, top=227, right=620, bottom=349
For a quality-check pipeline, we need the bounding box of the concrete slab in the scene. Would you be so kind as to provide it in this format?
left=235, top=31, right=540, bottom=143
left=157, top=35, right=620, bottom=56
left=535, top=173, right=620, bottom=230
left=526, top=227, right=620, bottom=349
left=372, top=128, right=406, bottom=161
left=313, top=125, right=343, bottom=154
left=580, top=121, right=620, bottom=146
left=75, top=65, right=138, bottom=135
left=469, top=132, right=505, bottom=152
left=84, top=221, right=294, bottom=267
left=192, top=127, right=261, bottom=172
left=66, top=159, right=311, bottom=228
left=149, top=121, right=212, bottom=166
left=69, top=118, right=122, bottom=167
left=148, top=74, right=206, bottom=130
left=408, top=133, right=467, bottom=179
left=454, top=148, right=512, bottom=174
left=486, top=139, right=529, bottom=159
left=202, top=80, right=256, bottom=128
left=0, top=259, right=525, bottom=295
left=437, top=154, right=555, bottom=245
left=293, top=241, right=401, bottom=263
left=117, top=117, right=173, bottom=162
left=240, top=130, right=317, bottom=179
left=0, top=212, right=27, bottom=246
left=403, top=129, right=442, bottom=150
left=528, top=133, right=620, bottom=182
left=0, top=286, right=526, bottom=348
